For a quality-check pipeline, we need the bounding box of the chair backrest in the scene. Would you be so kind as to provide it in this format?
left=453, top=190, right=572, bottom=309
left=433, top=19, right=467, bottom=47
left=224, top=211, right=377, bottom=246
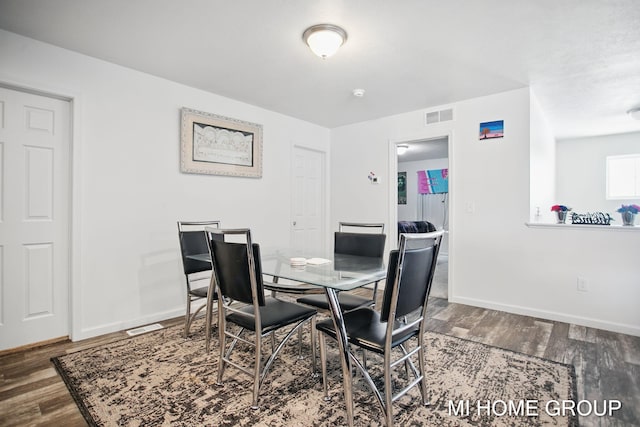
left=380, top=231, right=443, bottom=322
left=397, top=220, right=436, bottom=235
left=205, top=228, right=265, bottom=306
left=334, top=232, right=386, bottom=258
left=339, top=222, right=385, bottom=234
left=177, top=221, right=220, bottom=276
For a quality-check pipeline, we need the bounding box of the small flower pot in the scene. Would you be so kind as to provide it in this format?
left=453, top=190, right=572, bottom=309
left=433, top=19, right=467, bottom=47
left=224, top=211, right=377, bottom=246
left=556, top=211, right=568, bottom=224
left=621, top=211, right=636, bottom=226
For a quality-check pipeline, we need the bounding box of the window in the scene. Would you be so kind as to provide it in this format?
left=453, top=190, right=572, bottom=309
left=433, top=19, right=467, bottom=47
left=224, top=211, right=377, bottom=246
left=606, top=154, right=640, bottom=199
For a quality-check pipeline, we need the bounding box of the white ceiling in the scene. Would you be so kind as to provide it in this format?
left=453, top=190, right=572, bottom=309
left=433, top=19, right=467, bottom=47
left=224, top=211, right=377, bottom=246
left=398, top=137, right=449, bottom=163
left=1, top=0, right=639, bottom=139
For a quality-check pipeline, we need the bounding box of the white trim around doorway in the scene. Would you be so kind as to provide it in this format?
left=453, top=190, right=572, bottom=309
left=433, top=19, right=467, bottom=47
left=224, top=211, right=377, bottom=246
left=0, top=74, right=83, bottom=343
left=388, top=130, right=455, bottom=298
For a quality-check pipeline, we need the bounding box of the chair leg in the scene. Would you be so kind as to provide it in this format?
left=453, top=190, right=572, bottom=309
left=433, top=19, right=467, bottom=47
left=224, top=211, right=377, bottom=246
left=205, top=300, right=217, bottom=352
left=310, top=317, right=317, bottom=376
left=418, top=334, right=429, bottom=405
left=383, top=352, right=394, bottom=426
left=319, top=332, right=330, bottom=401
left=371, top=280, right=380, bottom=309
left=297, top=326, right=304, bottom=359
left=251, top=333, right=262, bottom=409
left=205, top=302, right=218, bottom=353
left=184, top=293, right=192, bottom=338
left=296, top=317, right=317, bottom=368
left=216, top=311, right=226, bottom=386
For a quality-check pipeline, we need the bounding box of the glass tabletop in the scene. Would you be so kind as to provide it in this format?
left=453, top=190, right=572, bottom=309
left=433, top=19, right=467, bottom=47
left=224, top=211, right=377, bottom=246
left=261, top=249, right=386, bottom=291
left=188, top=248, right=387, bottom=292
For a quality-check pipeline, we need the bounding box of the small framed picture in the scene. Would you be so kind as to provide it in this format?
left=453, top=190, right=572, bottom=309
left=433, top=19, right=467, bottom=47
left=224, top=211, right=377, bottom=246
left=398, top=172, right=407, bottom=204
left=479, top=120, right=504, bottom=140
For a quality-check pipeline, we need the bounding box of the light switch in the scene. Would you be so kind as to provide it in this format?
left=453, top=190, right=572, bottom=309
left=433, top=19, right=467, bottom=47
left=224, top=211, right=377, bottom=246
left=465, top=201, right=475, bottom=213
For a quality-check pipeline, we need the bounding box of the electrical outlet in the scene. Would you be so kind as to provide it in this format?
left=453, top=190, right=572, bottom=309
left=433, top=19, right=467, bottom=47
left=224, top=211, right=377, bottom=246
left=577, top=277, right=589, bottom=292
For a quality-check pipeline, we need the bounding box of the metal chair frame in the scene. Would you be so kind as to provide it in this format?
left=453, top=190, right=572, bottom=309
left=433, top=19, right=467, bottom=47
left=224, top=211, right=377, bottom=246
left=206, top=227, right=317, bottom=409
left=338, top=221, right=385, bottom=233
left=318, top=231, right=443, bottom=426
left=177, top=220, right=220, bottom=338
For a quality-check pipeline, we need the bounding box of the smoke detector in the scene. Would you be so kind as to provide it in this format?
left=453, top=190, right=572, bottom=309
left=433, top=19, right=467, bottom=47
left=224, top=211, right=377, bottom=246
left=352, top=88, right=365, bottom=97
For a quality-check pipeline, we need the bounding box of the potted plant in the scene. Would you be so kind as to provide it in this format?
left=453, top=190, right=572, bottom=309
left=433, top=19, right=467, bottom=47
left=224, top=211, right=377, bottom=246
left=616, top=204, right=640, bottom=226
left=551, top=205, right=571, bottom=224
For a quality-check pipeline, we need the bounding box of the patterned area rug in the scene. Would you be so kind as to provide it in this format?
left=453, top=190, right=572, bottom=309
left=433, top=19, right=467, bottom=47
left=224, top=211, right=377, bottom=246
left=52, top=319, right=578, bottom=426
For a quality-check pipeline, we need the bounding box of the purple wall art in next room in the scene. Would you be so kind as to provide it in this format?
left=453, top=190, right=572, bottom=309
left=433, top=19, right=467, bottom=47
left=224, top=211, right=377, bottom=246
left=418, top=169, right=449, bottom=194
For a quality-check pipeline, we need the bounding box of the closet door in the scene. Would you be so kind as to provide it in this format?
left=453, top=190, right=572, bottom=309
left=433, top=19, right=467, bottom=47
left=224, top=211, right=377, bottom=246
left=0, top=87, right=71, bottom=351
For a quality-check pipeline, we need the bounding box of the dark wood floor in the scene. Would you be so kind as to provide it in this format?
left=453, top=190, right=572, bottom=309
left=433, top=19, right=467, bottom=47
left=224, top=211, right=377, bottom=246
left=1, top=296, right=638, bottom=426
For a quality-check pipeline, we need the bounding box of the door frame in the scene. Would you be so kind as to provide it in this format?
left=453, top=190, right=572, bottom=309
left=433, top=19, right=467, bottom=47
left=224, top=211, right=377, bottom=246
left=0, top=77, right=82, bottom=342
left=387, top=129, right=454, bottom=297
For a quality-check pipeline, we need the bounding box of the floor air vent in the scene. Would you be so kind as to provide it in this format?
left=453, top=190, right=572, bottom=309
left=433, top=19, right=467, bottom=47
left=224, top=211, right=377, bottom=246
left=425, top=108, right=454, bottom=125
left=126, top=323, right=164, bottom=336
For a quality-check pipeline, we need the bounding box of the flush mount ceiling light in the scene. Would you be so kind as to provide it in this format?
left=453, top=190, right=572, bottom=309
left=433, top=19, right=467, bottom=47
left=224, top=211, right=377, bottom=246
left=628, top=107, right=640, bottom=121
left=397, top=144, right=409, bottom=155
left=303, top=24, right=347, bottom=59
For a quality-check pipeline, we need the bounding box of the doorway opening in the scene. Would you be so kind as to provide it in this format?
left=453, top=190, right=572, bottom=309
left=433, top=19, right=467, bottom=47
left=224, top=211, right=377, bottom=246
left=393, top=136, right=450, bottom=299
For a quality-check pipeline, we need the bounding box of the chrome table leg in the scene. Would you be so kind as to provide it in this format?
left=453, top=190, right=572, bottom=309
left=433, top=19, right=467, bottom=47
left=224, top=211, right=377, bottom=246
left=325, top=288, right=354, bottom=426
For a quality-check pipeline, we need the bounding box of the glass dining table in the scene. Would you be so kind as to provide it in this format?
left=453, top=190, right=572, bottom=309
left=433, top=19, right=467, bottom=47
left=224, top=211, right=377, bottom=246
left=189, top=247, right=387, bottom=426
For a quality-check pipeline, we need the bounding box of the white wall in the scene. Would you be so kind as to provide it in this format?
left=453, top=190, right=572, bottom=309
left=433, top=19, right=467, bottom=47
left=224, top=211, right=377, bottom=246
left=331, top=87, right=640, bottom=336
left=3, top=29, right=638, bottom=339
left=0, top=30, right=330, bottom=339
left=397, top=157, right=448, bottom=224
left=556, top=131, right=640, bottom=216
left=329, top=119, right=392, bottom=230
left=529, top=90, right=556, bottom=223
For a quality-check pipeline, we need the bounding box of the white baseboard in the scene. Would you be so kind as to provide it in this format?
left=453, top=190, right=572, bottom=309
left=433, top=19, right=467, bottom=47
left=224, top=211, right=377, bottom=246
left=73, top=307, right=184, bottom=341
left=449, top=295, right=640, bottom=337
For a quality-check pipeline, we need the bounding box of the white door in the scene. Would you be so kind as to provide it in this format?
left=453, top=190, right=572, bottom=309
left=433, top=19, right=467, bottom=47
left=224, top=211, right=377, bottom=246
left=0, top=87, right=71, bottom=351
left=291, top=146, right=325, bottom=254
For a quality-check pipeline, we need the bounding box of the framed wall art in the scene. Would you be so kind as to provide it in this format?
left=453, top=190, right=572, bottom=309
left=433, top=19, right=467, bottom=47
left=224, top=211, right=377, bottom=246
left=418, top=168, right=449, bottom=194
left=180, top=108, right=263, bottom=177
left=479, top=120, right=504, bottom=140
left=398, top=171, right=407, bottom=204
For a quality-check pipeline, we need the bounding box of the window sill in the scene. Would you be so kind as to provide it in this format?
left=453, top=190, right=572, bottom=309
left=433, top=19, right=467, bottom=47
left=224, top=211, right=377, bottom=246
left=525, top=222, right=640, bottom=231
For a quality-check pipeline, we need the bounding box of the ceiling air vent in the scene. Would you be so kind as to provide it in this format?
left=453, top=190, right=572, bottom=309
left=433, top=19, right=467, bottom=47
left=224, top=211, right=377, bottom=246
left=425, top=108, right=454, bottom=125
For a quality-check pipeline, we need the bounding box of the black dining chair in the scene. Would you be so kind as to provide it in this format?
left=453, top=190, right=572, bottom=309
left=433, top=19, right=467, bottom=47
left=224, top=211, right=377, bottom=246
left=297, top=222, right=386, bottom=311
left=338, top=222, right=385, bottom=234
left=205, top=227, right=317, bottom=409
left=177, top=220, right=220, bottom=338
left=316, top=230, right=443, bottom=426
